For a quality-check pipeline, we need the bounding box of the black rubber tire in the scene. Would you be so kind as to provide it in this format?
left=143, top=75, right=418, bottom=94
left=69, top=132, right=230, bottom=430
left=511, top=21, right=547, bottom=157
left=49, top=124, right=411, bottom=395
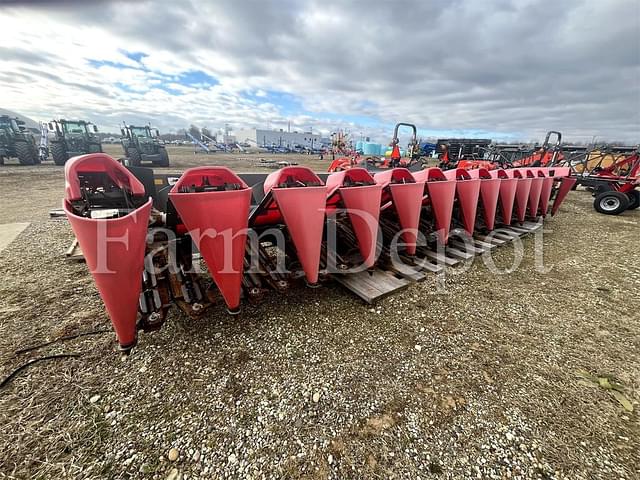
left=51, top=143, right=68, bottom=165
left=154, top=147, right=170, bottom=167
left=595, top=183, right=614, bottom=194
left=32, top=144, right=41, bottom=164
left=593, top=190, right=630, bottom=215
left=15, top=141, right=36, bottom=165
left=126, top=148, right=141, bottom=167
left=626, top=190, right=640, bottom=210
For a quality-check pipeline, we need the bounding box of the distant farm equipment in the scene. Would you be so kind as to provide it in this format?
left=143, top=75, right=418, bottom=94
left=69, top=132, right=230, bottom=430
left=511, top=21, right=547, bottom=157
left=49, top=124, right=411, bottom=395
left=570, top=146, right=640, bottom=215
left=511, top=131, right=564, bottom=167
left=437, top=132, right=589, bottom=172
left=436, top=138, right=493, bottom=170
left=0, top=115, right=39, bottom=165
left=328, top=123, right=426, bottom=172
left=120, top=124, right=169, bottom=167
left=45, top=119, right=102, bottom=165
left=441, top=132, right=639, bottom=216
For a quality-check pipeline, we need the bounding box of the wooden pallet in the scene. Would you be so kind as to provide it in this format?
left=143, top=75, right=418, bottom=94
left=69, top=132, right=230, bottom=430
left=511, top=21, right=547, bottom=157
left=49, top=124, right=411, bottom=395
left=445, top=245, right=475, bottom=261
left=65, top=238, right=85, bottom=262
left=49, top=208, right=66, bottom=219
left=414, top=259, right=444, bottom=274
left=423, top=249, right=461, bottom=266
left=336, top=218, right=547, bottom=303
left=390, top=262, right=428, bottom=282
left=333, top=269, right=411, bottom=303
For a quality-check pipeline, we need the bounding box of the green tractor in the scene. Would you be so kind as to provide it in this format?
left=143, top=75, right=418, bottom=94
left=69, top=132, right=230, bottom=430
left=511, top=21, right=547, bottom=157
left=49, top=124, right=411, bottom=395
left=0, top=115, right=39, bottom=165
left=47, top=119, right=103, bottom=165
left=120, top=124, right=169, bottom=167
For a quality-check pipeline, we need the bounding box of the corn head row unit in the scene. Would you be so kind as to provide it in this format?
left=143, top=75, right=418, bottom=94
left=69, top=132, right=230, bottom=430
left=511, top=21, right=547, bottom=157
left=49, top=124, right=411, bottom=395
left=63, top=153, right=576, bottom=352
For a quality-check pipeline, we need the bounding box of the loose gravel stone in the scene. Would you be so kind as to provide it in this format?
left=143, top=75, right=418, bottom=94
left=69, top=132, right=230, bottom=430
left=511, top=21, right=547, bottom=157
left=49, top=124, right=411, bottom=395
left=168, top=448, right=179, bottom=462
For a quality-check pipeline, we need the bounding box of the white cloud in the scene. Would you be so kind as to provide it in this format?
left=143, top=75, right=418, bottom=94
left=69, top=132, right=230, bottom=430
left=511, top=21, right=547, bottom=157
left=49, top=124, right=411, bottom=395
left=0, top=0, right=637, bottom=142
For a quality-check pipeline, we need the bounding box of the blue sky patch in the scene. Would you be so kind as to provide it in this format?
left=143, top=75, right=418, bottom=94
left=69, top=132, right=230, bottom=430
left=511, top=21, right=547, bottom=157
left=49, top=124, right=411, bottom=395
left=123, top=51, right=147, bottom=63
left=114, top=81, right=135, bottom=93
left=244, top=90, right=302, bottom=114
left=176, top=70, right=218, bottom=87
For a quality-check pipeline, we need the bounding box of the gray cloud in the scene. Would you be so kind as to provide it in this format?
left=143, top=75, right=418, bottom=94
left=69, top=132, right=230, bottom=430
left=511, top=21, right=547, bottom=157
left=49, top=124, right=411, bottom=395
left=1, top=0, right=638, bottom=142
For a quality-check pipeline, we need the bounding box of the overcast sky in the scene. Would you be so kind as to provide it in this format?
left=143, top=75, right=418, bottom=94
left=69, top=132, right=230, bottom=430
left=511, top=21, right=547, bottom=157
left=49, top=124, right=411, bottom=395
left=0, top=0, right=638, bottom=142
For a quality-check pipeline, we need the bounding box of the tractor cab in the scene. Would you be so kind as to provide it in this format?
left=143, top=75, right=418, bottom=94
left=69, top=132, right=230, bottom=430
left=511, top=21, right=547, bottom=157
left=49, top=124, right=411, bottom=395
left=49, top=119, right=99, bottom=138
left=126, top=125, right=157, bottom=140
left=0, top=116, right=21, bottom=134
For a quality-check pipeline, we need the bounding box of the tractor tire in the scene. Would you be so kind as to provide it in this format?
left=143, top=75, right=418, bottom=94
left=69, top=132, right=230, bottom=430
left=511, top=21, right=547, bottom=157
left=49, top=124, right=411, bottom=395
left=32, top=144, right=41, bottom=164
left=626, top=190, right=640, bottom=210
left=125, top=148, right=141, bottom=167
left=15, top=142, right=36, bottom=165
left=593, top=190, right=629, bottom=215
left=51, top=143, right=68, bottom=165
left=154, top=148, right=170, bottom=167
left=595, top=183, right=614, bottom=195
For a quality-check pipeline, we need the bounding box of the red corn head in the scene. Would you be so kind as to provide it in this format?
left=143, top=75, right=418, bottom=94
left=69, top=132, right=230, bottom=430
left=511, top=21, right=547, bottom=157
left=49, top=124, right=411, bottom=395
left=63, top=153, right=151, bottom=349
left=414, top=168, right=457, bottom=243
left=444, top=168, right=481, bottom=236
left=375, top=168, right=424, bottom=255
left=169, top=167, right=252, bottom=313
left=326, top=168, right=382, bottom=268
left=264, top=167, right=326, bottom=284
left=468, top=168, right=501, bottom=231
left=551, top=171, right=577, bottom=216
left=512, top=170, right=533, bottom=223
left=490, top=169, right=517, bottom=226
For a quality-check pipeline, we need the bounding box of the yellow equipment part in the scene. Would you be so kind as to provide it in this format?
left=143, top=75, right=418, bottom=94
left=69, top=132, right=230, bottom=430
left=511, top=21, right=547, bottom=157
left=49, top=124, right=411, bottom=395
left=573, top=151, right=623, bottom=173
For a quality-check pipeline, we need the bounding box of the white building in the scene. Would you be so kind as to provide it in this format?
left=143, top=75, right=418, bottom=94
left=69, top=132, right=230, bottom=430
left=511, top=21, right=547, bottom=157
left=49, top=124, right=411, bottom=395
left=234, top=128, right=326, bottom=149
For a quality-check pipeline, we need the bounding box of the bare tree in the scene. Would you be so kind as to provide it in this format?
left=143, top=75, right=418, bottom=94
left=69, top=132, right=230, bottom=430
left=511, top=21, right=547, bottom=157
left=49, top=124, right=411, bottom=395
left=188, top=124, right=200, bottom=138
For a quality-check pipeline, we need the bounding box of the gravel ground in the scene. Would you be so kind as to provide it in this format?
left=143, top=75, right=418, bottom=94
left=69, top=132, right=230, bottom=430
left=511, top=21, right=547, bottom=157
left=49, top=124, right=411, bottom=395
left=0, top=154, right=638, bottom=480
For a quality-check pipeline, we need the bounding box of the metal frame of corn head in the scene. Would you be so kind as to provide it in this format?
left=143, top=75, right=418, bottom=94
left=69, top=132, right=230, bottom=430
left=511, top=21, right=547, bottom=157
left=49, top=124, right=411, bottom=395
left=63, top=153, right=576, bottom=352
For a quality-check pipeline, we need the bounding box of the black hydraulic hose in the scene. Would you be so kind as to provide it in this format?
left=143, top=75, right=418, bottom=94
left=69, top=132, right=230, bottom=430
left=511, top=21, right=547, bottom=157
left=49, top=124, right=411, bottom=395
left=0, top=354, right=81, bottom=390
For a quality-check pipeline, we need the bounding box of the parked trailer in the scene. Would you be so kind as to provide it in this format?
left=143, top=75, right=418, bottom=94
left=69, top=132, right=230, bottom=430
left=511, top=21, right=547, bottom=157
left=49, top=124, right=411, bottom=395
left=63, top=153, right=576, bottom=352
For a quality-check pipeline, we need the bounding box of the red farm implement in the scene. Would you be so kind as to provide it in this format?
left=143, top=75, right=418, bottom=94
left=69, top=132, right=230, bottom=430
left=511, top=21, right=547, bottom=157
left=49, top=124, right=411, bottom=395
left=511, top=131, right=564, bottom=167
left=328, top=123, right=424, bottom=173
left=63, top=153, right=576, bottom=351
left=444, top=131, right=590, bottom=172
left=568, top=146, right=640, bottom=215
